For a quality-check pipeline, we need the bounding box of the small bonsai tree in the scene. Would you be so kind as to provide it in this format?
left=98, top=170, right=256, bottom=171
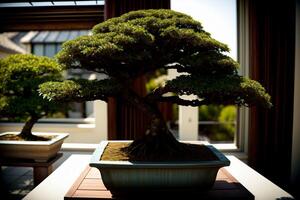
left=0, top=54, right=64, bottom=140
left=40, top=9, right=272, bottom=160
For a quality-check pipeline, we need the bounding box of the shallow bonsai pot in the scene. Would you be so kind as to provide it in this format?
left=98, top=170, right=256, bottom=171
left=0, top=132, right=69, bottom=162
left=90, top=141, right=230, bottom=195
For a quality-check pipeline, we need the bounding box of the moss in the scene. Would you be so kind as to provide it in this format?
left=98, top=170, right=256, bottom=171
left=0, top=134, right=54, bottom=141
left=101, top=142, right=130, bottom=161
left=101, top=142, right=218, bottom=162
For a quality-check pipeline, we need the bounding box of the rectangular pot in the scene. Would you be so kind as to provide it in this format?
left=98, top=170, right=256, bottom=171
left=0, top=132, right=68, bottom=162
left=90, top=141, right=230, bottom=194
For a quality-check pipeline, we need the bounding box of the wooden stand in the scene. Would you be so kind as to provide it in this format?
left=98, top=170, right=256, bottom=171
left=0, top=153, right=63, bottom=186
left=65, top=166, right=254, bottom=200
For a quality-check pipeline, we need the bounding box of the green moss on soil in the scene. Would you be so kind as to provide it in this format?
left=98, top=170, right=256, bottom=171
left=101, top=142, right=130, bottom=161
left=101, top=142, right=218, bottom=162
left=0, top=134, right=54, bottom=141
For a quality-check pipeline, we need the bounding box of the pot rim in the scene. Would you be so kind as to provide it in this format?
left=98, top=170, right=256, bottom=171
left=0, top=132, right=69, bottom=145
left=90, top=140, right=230, bottom=169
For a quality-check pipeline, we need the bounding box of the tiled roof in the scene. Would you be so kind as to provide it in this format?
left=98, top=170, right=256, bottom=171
left=21, top=30, right=90, bottom=44
left=0, top=34, right=26, bottom=54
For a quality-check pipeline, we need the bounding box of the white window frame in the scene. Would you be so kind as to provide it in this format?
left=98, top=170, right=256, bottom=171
left=291, top=0, right=300, bottom=186
left=169, top=0, right=249, bottom=158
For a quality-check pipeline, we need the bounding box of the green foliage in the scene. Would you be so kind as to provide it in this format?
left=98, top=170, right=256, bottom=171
left=0, top=54, right=64, bottom=121
left=39, top=79, right=121, bottom=102
left=55, top=9, right=231, bottom=78
left=40, top=9, right=272, bottom=110
left=166, top=75, right=272, bottom=108
left=199, top=105, right=224, bottom=121
left=197, top=105, right=236, bottom=142
left=145, top=70, right=168, bottom=93
left=218, top=105, right=236, bottom=123
left=217, top=105, right=237, bottom=140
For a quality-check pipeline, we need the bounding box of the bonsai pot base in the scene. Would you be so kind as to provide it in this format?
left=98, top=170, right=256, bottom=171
left=90, top=141, right=230, bottom=195
left=0, top=132, right=68, bottom=162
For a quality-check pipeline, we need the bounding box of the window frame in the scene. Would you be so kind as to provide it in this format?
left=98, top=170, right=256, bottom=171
left=170, top=0, right=249, bottom=156
left=213, top=0, right=249, bottom=157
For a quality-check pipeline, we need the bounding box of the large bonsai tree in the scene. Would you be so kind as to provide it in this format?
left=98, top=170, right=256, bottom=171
left=0, top=54, right=64, bottom=140
left=39, top=9, right=272, bottom=160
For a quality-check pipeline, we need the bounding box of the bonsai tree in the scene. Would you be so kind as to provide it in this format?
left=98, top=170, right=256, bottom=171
left=39, top=9, right=272, bottom=160
left=0, top=54, right=64, bottom=141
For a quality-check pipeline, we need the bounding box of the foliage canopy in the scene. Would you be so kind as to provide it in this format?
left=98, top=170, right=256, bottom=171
left=39, top=9, right=272, bottom=160
left=0, top=54, right=64, bottom=137
left=40, top=9, right=271, bottom=109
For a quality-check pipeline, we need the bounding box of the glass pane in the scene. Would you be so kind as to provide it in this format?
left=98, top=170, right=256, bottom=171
left=32, top=44, right=44, bottom=56
left=171, top=0, right=237, bottom=59
left=44, top=44, right=56, bottom=57
left=198, top=105, right=237, bottom=143
left=171, top=0, right=238, bottom=143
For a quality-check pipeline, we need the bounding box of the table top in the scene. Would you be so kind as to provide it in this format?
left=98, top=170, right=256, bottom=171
left=24, top=154, right=294, bottom=200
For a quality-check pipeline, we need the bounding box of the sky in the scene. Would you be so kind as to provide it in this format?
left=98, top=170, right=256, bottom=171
left=171, top=0, right=237, bottom=60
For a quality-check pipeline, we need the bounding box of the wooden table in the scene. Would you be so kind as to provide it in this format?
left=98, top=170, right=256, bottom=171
left=64, top=166, right=254, bottom=199
left=0, top=153, right=62, bottom=186
left=24, top=155, right=294, bottom=200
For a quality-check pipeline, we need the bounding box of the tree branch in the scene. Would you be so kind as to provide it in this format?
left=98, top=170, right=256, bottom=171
left=39, top=79, right=120, bottom=103
left=145, top=85, right=170, bottom=102
left=157, top=96, right=207, bottom=107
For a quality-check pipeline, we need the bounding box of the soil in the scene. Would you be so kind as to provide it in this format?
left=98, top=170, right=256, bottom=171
left=0, top=134, right=54, bottom=141
left=101, top=142, right=218, bottom=162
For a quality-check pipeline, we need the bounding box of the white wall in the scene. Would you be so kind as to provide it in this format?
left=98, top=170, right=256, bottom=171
left=291, top=0, right=300, bottom=189
left=0, top=101, right=108, bottom=144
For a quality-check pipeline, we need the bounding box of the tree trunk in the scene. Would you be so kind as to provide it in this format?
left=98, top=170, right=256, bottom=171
left=19, top=116, right=47, bottom=141
left=122, top=89, right=187, bottom=161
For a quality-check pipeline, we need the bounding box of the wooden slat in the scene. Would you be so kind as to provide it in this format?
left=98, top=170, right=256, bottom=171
left=0, top=5, right=104, bottom=31
left=73, top=190, right=112, bottom=199
left=65, top=166, right=91, bottom=200
left=79, top=179, right=106, bottom=190
left=65, top=166, right=254, bottom=200
left=86, top=168, right=101, bottom=179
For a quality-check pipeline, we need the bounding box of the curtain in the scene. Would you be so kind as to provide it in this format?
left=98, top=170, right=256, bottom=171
left=105, top=0, right=171, bottom=140
left=248, top=0, right=296, bottom=188
left=105, top=0, right=170, bottom=20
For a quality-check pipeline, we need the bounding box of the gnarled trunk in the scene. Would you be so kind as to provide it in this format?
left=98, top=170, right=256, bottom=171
left=20, top=116, right=38, bottom=138
left=122, top=89, right=187, bottom=161
left=19, top=116, right=48, bottom=141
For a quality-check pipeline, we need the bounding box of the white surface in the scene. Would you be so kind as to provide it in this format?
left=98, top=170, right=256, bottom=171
left=94, top=100, right=107, bottom=141
left=23, top=155, right=91, bottom=200
left=179, top=105, right=199, bottom=140
left=292, top=0, right=300, bottom=186
left=24, top=154, right=294, bottom=200
left=0, top=101, right=108, bottom=144
left=0, top=132, right=68, bottom=145
left=225, top=156, right=294, bottom=200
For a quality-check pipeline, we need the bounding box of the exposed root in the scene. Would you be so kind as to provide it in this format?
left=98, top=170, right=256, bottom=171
left=122, top=130, right=213, bottom=161
left=18, top=133, right=52, bottom=141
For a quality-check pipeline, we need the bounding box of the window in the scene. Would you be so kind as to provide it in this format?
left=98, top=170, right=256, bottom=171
left=170, top=0, right=245, bottom=148
left=0, top=1, right=249, bottom=147
left=7, top=30, right=95, bottom=120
